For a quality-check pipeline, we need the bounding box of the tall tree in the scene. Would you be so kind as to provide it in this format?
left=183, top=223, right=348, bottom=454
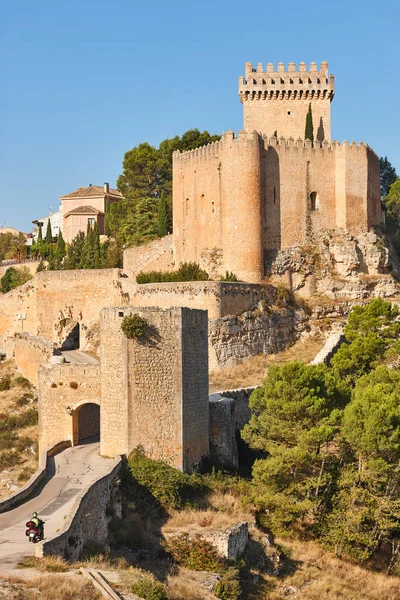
left=305, top=103, right=314, bottom=145
left=384, top=179, right=400, bottom=226
left=56, top=231, right=66, bottom=262
left=157, top=195, right=168, bottom=237
left=45, top=220, right=53, bottom=244
left=37, top=224, right=43, bottom=242
left=380, top=156, right=397, bottom=198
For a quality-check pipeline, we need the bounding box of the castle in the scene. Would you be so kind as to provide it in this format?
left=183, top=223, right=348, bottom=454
left=172, top=61, right=381, bottom=282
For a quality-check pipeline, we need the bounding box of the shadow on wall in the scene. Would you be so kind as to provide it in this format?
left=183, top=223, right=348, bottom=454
left=264, top=145, right=281, bottom=273
left=61, top=323, right=80, bottom=350
left=316, top=117, right=325, bottom=143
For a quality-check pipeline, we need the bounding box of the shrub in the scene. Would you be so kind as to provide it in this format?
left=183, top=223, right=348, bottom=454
left=165, top=533, right=223, bottom=571
left=13, top=375, right=31, bottom=389
left=0, top=266, right=32, bottom=293
left=128, top=447, right=206, bottom=510
left=0, top=430, right=17, bottom=450
left=0, top=450, right=22, bottom=467
left=121, top=314, right=149, bottom=340
left=220, top=271, right=239, bottom=282
left=16, top=408, right=38, bottom=428
left=131, top=578, right=168, bottom=600
left=214, top=568, right=241, bottom=600
left=0, top=374, right=12, bottom=391
left=136, top=261, right=209, bottom=284
left=15, top=393, right=35, bottom=407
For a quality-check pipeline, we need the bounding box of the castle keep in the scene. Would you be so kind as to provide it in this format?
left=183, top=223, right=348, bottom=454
left=173, top=61, right=381, bottom=282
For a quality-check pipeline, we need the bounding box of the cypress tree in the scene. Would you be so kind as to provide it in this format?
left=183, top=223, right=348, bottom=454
left=56, top=231, right=66, bottom=262
left=45, top=220, right=53, bottom=244
left=37, top=224, right=43, bottom=242
left=305, top=103, right=314, bottom=145
left=93, top=221, right=101, bottom=268
left=158, top=196, right=168, bottom=237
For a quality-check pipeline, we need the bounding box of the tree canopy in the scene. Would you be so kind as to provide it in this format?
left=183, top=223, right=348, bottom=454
left=112, top=129, right=220, bottom=246
left=243, top=298, right=400, bottom=571
left=380, top=156, right=397, bottom=198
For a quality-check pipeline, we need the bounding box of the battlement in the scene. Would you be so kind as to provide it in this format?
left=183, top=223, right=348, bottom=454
left=239, top=61, right=334, bottom=102
left=173, top=131, right=372, bottom=163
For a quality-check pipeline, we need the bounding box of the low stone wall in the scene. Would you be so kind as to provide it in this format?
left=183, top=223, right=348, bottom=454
left=123, top=235, right=174, bottom=275
left=219, top=387, right=257, bottom=431
left=0, top=261, right=40, bottom=280
left=131, top=281, right=261, bottom=320
left=36, top=457, right=122, bottom=561
left=204, top=522, right=248, bottom=561
left=0, top=441, right=71, bottom=513
left=11, top=333, right=54, bottom=386
left=310, top=329, right=345, bottom=365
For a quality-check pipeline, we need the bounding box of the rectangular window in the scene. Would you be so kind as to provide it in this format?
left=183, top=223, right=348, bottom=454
left=88, top=218, right=95, bottom=226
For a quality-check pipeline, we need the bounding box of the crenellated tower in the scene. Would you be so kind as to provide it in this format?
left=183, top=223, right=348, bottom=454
left=239, top=61, right=335, bottom=141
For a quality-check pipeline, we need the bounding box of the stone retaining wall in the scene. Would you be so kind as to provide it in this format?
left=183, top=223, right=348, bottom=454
left=10, top=333, right=54, bottom=386
left=36, top=457, right=122, bottom=561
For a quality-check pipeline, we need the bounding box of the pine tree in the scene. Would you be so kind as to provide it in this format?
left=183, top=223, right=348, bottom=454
left=45, top=220, right=53, bottom=244
left=56, top=231, right=66, bottom=262
left=158, top=196, right=168, bottom=237
left=305, top=103, right=314, bottom=145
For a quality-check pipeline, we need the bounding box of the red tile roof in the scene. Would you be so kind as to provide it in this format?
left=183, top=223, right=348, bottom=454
left=60, top=185, right=123, bottom=199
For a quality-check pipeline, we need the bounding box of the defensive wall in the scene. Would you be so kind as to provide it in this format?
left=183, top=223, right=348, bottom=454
left=0, top=261, right=41, bottom=280
left=8, top=333, right=54, bottom=387
left=123, top=234, right=174, bottom=274
left=173, top=132, right=381, bottom=282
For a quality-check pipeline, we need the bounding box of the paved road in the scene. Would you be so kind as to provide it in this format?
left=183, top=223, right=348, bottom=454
left=60, top=350, right=99, bottom=365
left=0, top=442, right=114, bottom=572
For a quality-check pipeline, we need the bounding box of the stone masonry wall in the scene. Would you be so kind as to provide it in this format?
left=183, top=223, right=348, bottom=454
left=37, top=457, right=122, bottom=561
left=100, top=307, right=209, bottom=471
left=123, top=234, right=174, bottom=275
left=11, top=333, right=54, bottom=387
left=38, top=363, right=100, bottom=455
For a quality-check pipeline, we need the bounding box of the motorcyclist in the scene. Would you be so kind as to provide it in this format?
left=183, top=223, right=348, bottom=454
left=30, top=512, right=44, bottom=539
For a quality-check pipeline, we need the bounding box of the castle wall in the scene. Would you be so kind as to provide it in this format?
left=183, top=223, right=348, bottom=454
left=12, top=333, right=54, bottom=387
left=100, top=307, right=209, bottom=472
left=38, top=364, right=100, bottom=455
left=123, top=235, right=174, bottom=275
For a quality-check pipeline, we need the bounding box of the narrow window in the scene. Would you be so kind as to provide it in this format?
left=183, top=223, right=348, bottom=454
left=290, top=78, right=293, bottom=84
left=212, top=201, right=215, bottom=214
left=271, top=79, right=275, bottom=84
left=310, top=191, right=319, bottom=211
left=280, top=78, right=284, bottom=84
left=273, top=187, right=276, bottom=204
left=88, top=217, right=95, bottom=226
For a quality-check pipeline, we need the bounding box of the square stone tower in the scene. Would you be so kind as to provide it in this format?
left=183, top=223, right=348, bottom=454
left=100, top=306, right=209, bottom=472
left=239, top=61, right=334, bottom=141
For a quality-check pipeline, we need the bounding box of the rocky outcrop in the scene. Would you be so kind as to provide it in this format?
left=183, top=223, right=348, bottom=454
left=267, top=230, right=398, bottom=300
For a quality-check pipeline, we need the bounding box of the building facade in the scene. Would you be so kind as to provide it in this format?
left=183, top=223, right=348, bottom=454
left=172, top=61, right=381, bottom=282
left=60, top=183, right=123, bottom=243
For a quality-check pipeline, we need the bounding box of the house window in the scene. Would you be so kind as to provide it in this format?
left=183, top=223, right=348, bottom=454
left=310, top=192, right=319, bottom=211
left=88, top=218, right=95, bottom=226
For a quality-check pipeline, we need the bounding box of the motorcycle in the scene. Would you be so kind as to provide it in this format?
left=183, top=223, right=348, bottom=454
left=25, top=520, right=44, bottom=543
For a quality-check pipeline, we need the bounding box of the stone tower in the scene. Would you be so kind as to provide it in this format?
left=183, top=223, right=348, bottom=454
left=239, top=61, right=335, bottom=141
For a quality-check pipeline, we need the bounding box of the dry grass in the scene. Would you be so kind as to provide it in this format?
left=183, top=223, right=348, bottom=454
left=163, top=490, right=253, bottom=535
left=166, top=567, right=218, bottom=600
left=2, top=573, right=101, bottom=600
left=209, top=334, right=325, bottom=392
left=0, top=360, right=39, bottom=499
left=17, top=555, right=69, bottom=573
left=263, top=538, right=400, bottom=600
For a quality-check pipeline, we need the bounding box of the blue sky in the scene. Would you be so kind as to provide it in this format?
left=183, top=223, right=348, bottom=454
left=1, top=0, right=399, bottom=232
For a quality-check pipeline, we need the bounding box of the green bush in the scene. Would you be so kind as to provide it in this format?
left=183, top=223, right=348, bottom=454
left=220, top=271, right=239, bottom=282
left=128, top=447, right=206, bottom=510
left=214, top=568, right=241, bottom=600
left=136, top=261, right=209, bottom=284
left=165, top=533, right=223, bottom=571
left=0, top=450, right=22, bottom=467
left=131, top=578, right=168, bottom=600
left=0, top=430, right=17, bottom=450
left=15, top=393, right=35, bottom=408
left=0, top=374, right=12, bottom=391
left=13, top=376, right=31, bottom=389
left=0, top=408, right=38, bottom=432
left=121, top=314, right=149, bottom=340
left=0, top=266, right=32, bottom=293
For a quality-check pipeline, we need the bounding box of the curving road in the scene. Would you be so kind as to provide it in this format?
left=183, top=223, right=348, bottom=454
left=0, top=442, right=114, bottom=573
